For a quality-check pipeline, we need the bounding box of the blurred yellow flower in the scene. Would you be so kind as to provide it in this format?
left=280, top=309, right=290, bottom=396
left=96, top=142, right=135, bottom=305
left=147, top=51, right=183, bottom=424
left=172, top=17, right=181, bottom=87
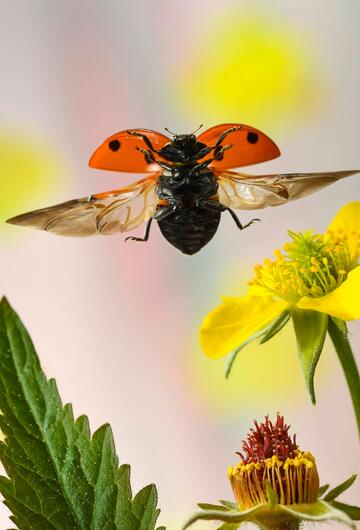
left=201, top=202, right=360, bottom=359
left=175, top=9, right=325, bottom=129
left=0, top=129, right=63, bottom=233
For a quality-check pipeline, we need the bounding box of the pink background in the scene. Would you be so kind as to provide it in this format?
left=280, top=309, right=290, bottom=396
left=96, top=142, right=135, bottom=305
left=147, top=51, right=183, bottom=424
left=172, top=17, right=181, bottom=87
left=0, top=1, right=359, bottom=528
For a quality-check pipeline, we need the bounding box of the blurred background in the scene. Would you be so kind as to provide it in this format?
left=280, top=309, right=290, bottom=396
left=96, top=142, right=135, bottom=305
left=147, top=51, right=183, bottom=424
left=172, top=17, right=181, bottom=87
left=0, top=1, right=359, bottom=528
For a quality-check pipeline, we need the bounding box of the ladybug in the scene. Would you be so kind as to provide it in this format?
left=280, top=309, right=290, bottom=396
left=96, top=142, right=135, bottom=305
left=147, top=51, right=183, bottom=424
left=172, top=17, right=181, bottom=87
left=7, top=124, right=358, bottom=254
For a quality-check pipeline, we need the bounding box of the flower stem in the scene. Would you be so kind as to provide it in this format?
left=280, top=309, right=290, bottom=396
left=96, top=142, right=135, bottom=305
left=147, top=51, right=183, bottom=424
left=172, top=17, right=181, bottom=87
left=328, top=317, right=360, bottom=439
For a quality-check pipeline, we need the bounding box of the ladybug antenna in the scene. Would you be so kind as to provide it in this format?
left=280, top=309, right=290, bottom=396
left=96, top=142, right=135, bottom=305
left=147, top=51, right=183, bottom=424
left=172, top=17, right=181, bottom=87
left=191, top=124, right=204, bottom=135
left=164, top=125, right=203, bottom=137
left=164, top=127, right=178, bottom=136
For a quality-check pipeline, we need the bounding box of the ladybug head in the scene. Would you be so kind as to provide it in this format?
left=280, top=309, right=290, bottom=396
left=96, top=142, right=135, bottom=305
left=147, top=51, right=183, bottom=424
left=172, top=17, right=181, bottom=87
left=160, top=126, right=205, bottom=162
left=171, top=134, right=197, bottom=149
left=165, top=125, right=203, bottom=150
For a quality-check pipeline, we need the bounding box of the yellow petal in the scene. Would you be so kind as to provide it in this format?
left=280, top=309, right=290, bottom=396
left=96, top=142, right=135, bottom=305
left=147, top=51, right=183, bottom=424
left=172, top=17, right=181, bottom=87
left=326, top=201, right=360, bottom=237
left=297, top=267, right=360, bottom=320
left=200, top=294, right=290, bottom=358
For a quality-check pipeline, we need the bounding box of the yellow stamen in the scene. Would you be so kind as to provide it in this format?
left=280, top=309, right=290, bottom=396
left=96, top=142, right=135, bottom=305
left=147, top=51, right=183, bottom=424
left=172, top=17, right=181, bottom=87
left=229, top=451, right=319, bottom=510
left=249, top=229, right=360, bottom=303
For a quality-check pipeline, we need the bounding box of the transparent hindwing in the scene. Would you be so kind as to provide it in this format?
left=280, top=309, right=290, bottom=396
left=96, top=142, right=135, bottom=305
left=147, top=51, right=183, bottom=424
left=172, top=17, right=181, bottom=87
left=215, top=169, right=359, bottom=210
left=7, top=174, right=160, bottom=236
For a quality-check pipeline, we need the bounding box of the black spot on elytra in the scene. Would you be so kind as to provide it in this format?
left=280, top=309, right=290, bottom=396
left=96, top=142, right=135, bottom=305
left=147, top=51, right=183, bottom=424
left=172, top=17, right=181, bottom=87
left=247, top=132, right=259, bottom=144
left=109, top=140, right=121, bottom=151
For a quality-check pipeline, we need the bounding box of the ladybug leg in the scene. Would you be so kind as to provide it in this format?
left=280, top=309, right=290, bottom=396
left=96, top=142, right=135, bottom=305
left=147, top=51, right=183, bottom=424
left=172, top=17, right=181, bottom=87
left=196, top=199, right=260, bottom=230
left=214, top=126, right=242, bottom=149
left=195, top=127, right=241, bottom=159
left=192, top=145, right=233, bottom=171
left=125, top=217, right=153, bottom=243
left=213, top=127, right=242, bottom=158
left=196, top=198, right=225, bottom=212
left=213, top=144, right=233, bottom=160
left=127, top=130, right=159, bottom=153
left=226, top=208, right=261, bottom=230
left=194, top=145, right=216, bottom=158
left=136, top=147, right=172, bottom=170
left=153, top=201, right=183, bottom=221
left=125, top=201, right=183, bottom=243
left=188, top=159, right=213, bottom=176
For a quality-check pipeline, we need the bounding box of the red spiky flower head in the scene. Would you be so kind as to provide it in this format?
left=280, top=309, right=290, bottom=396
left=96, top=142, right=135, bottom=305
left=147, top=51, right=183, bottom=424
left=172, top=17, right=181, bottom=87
left=228, top=414, right=319, bottom=510
left=185, top=414, right=358, bottom=530
left=237, top=414, right=298, bottom=464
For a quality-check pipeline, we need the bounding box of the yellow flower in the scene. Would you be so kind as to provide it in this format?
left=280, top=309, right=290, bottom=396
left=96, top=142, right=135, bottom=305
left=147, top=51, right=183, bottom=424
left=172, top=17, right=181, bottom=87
left=200, top=202, right=360, bottom=436
left=184, top=415, right=359, bottom=530
left=201, top=202, right=360, bottom=360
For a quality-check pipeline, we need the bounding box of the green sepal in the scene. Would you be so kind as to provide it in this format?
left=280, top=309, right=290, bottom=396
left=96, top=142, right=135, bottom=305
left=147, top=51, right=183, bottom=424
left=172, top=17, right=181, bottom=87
left=265, top=481, right=279, bottom=508
left=318, top=484, right=330, bottom=497
left=260, top=311, right=290, bottom=344
left=220, top=500, right=238, bottom=510
left=291, top=308, right=328, bottom=404
left=183, top=505, right=262, bottom=529
left=330, top=316, right=348, bottom=336
left=198, top=500, right=238, bottom=513
left=198, top=503, right=229, bottom=512
left=225, top=311, right=289, bottom=378
left=331, top=501, right=360, bottom=520
left=281, top=500, right=355, bottom=527
left=324, top=474, right=357, bottom=501
left=184, top=499, right=357, bottom=529
left=225, top=329, right=268, bottom=378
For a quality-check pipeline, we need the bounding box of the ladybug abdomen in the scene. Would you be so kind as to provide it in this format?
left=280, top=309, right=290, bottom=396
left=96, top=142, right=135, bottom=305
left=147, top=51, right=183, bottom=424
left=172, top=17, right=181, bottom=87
left=158, top=207, right=221, bottom=255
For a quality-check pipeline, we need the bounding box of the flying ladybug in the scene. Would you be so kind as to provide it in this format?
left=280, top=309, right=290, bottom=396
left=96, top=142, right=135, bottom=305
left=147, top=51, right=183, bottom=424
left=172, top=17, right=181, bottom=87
left=7, top=123, right=359, bottom=255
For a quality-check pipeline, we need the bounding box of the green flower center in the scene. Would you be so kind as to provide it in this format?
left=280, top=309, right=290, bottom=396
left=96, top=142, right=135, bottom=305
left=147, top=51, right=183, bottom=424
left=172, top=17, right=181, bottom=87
left=250, top=229, right=360, bottom=303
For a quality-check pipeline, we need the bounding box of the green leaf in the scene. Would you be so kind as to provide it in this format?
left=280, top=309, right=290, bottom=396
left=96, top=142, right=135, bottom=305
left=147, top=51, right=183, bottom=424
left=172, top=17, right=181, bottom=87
left=225, top=312, right=289, bottom=378
left=318, top=484, right=330, bottom=497
left=324, top=474, right=357, bottom=501
left=0, top=298, right=164, bottom=530
left=259, top=311, right=290, bottom=344
left=132, top=484, right=162, bottom=530
left=331, top=501, right=360, bottom=520
left=291, top=308, right=328, bottom=404
left=265, top=480, right=278, bottom=508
